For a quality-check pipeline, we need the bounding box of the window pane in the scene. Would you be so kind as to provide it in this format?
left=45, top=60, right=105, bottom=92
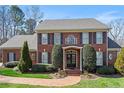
left=54, top=33, right=61, bottom=44
left=65, top=35, right=77, bottom=45
left=42, top=52, right=48, bottom=64
left=96, top=32, right=103, bottom=44
left=96, top=52, right=103, bottom=66
left=82, top=32, right=89, bottom=44
left=42, top=34, right=48, bottom=44
left=9, top=52, right=14, bottom=62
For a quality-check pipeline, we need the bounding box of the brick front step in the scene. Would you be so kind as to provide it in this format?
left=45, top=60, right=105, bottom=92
left=65, top=69, right=80, bottom=76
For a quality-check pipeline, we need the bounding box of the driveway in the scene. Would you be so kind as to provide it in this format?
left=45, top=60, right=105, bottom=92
left=0, top=75, right=81, bottom=87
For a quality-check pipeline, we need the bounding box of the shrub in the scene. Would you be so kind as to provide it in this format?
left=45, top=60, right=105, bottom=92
left=83, top=45, right=96, bottom=72
left=96, top=66, right=115, bottom=75
left=18, top=41, right=32, bottom=73
left=4, top=61, right=19, bottom=68
left=52, top=45, right=63, bottom=69
left=114, top=48, right=124, bottom=75
left=32, top=64, right=57, bottom=72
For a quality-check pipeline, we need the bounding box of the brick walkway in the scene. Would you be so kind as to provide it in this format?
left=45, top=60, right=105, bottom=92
left=0, top=75, right=81, bottom=87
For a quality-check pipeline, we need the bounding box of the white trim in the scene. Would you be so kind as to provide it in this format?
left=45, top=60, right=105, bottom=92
left=107, top=48, right=121, bottom=51
left=80, top=48, right=82, bottom=71
left=62, top=46, right=82, bottom=49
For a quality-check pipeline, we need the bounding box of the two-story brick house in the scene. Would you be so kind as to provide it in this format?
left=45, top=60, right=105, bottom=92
left=0, top=18, right=121, bottom=72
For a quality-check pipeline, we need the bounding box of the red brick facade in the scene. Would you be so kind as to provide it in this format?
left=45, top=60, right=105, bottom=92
left=1, top=31, right=118, bottom=67
left=2, top=49, right=37, bottom=64
left=37, top=32, right=107, bottom=65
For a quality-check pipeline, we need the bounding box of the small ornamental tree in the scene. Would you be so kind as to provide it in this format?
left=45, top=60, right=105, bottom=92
left=52, top=45, right=63, bottom=69
left=83, top=45, right=96, bottom=72
left=114, top=48, right=124, bottom=75
left=18, top=41, right=32, bottom=73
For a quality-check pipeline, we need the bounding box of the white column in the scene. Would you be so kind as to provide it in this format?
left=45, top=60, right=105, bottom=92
left=80, top=48, right=82, bottom=71
left=63, top=49, right=65, bottom=70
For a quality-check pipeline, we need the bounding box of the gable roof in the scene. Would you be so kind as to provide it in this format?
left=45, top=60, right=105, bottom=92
left=0, top=34, right=37, bottom=50
left=35, top=18, right=110, bottom=31
left=108, top=37, right=121, bottom=48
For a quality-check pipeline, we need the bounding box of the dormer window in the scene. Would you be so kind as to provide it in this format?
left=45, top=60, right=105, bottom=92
left=65, top=35, right=77, bottom=45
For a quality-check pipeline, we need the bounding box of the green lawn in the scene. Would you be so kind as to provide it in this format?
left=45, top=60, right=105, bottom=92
left=0, top=68, right=51, bottom=79
left=1, top=77, right=124, bottom=88
left=66, top=77, right=124, bottom=88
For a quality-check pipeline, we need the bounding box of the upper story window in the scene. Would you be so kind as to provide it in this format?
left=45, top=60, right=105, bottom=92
left=82, top=32, right=89, bottom=44
left=96, top=32, right=103, bottom=44
left=54, top=33, right=61, bottom=45
left=65, top=35, right=77, bottom=45
left=42, top=33, right=48, bottom=45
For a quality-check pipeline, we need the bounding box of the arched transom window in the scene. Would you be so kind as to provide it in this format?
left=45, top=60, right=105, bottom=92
left=65, top=35, right=77, bottom=45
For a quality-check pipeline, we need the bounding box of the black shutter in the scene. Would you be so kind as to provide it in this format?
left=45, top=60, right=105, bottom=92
left=61, top=33, right=63, bottom=44
left=38, top=33, right=41, bottom=44
left=53, top=33, right=54, bottom=45
left=48, top=33, right=50, bottom=44
left=103, top=32, right=106, bottom=43
left=48, top=52, right=51, bottom=64
left=93, top=32, right=96, bottom=44
left=80, top=32, right=82, bottom=44
left=38, top=52, right=41, bottom=63
left=89, top=32, right=92, bottom=44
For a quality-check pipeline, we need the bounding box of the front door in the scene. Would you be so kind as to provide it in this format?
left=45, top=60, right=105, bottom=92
left=66, top=51, right=76, bottom=69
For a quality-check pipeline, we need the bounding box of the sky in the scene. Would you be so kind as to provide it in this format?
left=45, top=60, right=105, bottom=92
left=20, top=5, right=124, bottom=24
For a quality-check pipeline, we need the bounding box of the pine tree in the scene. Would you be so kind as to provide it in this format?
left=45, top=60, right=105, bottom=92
left=18, top=41, right=32, bottom=73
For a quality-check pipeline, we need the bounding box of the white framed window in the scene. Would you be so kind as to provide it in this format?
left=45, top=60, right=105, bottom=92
left=82, top=32, right=89, bottom=44
left=42, top=33, right=48, bottom=44
left=96, top=32, right=103, bottom=44
left=8, top=52, right=14, bottom=62
left=96, top=52, right=103, bottom=66
left=54, top=33, right=61, bottom=45
left=42, top=52, right=48, bottom=64
left=65, top=35, right=77, bottom=45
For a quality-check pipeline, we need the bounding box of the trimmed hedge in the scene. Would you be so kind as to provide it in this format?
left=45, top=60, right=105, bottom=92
left=32, top=64, right=57, bottom=72
left=96, top=66, right=115, bottom=75
left=4, top=61, right=19, bottom=68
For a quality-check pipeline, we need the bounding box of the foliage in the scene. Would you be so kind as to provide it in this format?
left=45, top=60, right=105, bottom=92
left=25, top=18, right=36, bottom=34
left=96, top=66, right=115, bottom=75
left=52, top=45, right=63, bottom=69
left=83, top=45, right=96, bottom=72
left=32, top=64, right=57, bottom=72
left=10, top=5, right=25, bottom=35
left=4, top=61, right=19, bottom=68
left=18, top=41, right=32, bottom=73
left=114, top=48, right=124, bottom=75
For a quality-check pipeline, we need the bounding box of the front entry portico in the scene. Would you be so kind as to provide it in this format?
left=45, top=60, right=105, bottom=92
left=62, top=46, right=82, bottom=71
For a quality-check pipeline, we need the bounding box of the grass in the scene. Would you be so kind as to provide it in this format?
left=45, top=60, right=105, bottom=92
left=1, top=77, right=124, bottom=88
left=0, top=83, right=48, bottom=88
left=0, top=68, right=51, bottom=79
left=66, top=77, right=124, bottom=88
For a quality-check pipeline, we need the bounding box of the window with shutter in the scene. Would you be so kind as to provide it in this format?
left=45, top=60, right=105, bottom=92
left=54, top=33, right=61, bottom=45
left=96, top=52, right=103, bottom=66
left=96, top=32, right=103, bottom=44
left=82, top=32, right=89, bottom=44
left=8, top=52, right=14, bottom=62
left=42, top=52, right=48, bottom=64
left=42, top=33, right=48, bottom=44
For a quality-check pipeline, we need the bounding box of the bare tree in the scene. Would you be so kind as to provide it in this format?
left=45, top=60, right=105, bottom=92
left=109, top=19, right=124, bottom=43
left=26, top=5, right=44, bottom=25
